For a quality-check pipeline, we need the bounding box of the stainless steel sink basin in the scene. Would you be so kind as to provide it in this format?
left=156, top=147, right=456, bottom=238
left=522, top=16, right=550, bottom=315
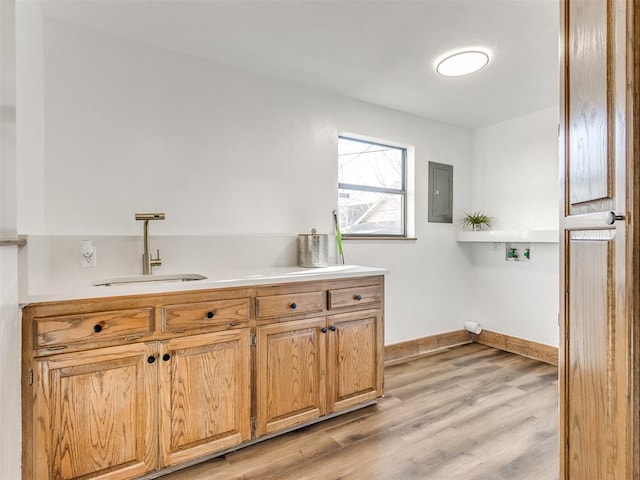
left=92, top=273, right=207, bottom=286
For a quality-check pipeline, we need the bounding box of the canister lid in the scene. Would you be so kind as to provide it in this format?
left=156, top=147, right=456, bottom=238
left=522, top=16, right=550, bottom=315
left=299, top=228, right=326, bottom=237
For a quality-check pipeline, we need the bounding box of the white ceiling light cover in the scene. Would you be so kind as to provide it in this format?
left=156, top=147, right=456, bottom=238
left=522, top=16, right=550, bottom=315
left=436, top=50, right=491, bottom=77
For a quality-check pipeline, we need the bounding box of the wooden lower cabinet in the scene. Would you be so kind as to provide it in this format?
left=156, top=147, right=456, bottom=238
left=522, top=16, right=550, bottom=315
left=255, top=309, right=383, bottom=436
left=31, top=330, right=250, bottom=480
left=159, top=330, right=250, bottom=467
left=23, top=275, right=384, bottom=479
left=33, top=342, right=158, bottom=480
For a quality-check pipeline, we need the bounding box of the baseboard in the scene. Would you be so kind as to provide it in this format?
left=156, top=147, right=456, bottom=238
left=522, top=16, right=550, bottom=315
left=473, top=329, right=558, bottom=366
left=384, top=329, right=472, bottom=365
left=384, top=328, right=558, bottom=366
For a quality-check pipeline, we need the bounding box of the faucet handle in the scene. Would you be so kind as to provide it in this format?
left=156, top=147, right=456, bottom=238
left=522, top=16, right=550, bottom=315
left=151, top=248, right=162, bottom=267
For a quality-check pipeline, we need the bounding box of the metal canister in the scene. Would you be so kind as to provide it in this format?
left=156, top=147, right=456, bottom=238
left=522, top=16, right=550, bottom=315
left=298, top=228, right=328, bottom=267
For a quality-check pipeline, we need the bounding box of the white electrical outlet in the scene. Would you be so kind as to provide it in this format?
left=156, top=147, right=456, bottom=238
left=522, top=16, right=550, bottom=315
left=81, top=240, right=97, bottom=267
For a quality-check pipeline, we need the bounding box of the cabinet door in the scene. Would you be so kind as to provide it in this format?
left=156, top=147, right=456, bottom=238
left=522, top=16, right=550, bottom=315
left=159, top=329, right=250, bottom=467
left=33, top=343, right=158, bottom=480
left=327, top=309, right=383, bottom=413
left=255, top=318, right=327, bottom=436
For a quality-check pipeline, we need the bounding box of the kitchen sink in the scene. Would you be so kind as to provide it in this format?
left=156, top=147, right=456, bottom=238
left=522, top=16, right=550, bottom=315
left=92, top=273, right=207, bottom=286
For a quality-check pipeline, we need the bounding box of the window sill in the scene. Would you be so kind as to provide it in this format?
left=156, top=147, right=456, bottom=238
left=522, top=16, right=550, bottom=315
left=343, top=236, right=418, bottom=241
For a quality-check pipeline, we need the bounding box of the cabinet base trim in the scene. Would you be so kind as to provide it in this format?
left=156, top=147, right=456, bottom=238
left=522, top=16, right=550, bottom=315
left=136, top=401, right=378, bottom=480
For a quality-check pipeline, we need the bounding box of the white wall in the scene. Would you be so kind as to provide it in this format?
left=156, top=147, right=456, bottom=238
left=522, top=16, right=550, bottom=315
left=15, top=0, right=44, bottom=234
left=471, top=107, right=559, bottom=231
left=468, top=107, right=559, bottom=346
left=0, top=1, right=22, bottom=478
left=18, top=18, right=475, bottom=344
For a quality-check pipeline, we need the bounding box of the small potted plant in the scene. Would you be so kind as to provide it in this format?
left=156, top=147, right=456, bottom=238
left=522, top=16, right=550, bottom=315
left=461, top=211, right=492, bottom=231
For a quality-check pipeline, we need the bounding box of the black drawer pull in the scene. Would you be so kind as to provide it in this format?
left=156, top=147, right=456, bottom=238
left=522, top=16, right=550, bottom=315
left=321, top=327, right=327, bottom=333
left=93, top=324, right=103, bottom=333
left=162, top=353, right=171, bottom=361
left=330, top=325, right=337, bottom=332
left=206, top=311, right=215, bottom=319
left=290, top=303, right=297, bottom=310
left=147, top=356, right=156, bottom=364
left=354, top=295, right=362, bottom=301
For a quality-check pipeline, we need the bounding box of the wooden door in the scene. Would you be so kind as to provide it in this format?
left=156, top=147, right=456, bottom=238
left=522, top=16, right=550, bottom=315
left=158, top=329, right=250, bottom=467
left=560, top=0, right=638, bottom=478
left=33, top=343, right=158, bottom=480
left=326, top=309, right=383, bottom=413
left=255, top=317, right=327, bottom=436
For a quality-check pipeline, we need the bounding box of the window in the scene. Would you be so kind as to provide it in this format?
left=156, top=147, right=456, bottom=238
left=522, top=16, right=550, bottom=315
left=338, top=136, right=407, bottom=237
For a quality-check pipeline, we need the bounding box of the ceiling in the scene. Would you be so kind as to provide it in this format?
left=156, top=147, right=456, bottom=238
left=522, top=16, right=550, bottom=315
left=40, top=0, right=559, bottom=130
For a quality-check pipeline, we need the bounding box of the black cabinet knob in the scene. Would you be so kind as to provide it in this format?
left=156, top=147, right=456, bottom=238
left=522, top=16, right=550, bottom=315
left=321, top=327, right=327, bottom=333
left=290, top=303, right=297, bottom=310
left=206, top=311, right=215, bottom=319
left=93, top=324, right=103, bottom=333
left=354, top=294, right=362, bottom=301
left=330, top=325, right=337, bottom=332
left=147, top=356, right=156, bottom=364
left=162, top=353, right=171, bottom=361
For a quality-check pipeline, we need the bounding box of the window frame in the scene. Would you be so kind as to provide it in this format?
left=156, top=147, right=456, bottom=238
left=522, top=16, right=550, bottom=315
left=338, top=135, right=408, bottom=238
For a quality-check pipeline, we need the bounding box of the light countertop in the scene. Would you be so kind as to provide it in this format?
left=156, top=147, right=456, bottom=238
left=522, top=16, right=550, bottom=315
left=19, top=265, right=388, bottom=306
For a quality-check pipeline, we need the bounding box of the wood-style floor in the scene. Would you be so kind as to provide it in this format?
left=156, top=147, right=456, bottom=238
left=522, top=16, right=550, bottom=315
left=160, top=343, right=559, bottom=480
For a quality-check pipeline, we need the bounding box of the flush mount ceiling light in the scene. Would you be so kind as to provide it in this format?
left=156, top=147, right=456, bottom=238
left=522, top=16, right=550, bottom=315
left=436, top=50, right=490, bottom=77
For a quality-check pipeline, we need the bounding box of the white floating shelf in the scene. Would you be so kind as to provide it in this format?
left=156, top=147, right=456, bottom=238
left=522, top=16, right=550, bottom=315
left=456, top=230, right=559, bottom=244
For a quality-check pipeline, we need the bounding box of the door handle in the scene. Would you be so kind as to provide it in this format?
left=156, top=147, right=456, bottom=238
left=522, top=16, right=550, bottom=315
left=605, top=211, right=625, bottom=225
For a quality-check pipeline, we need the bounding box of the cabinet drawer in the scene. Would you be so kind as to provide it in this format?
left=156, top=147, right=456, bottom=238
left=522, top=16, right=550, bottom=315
left=256, top=291, right=325, bottom=319
left=328, top=285, right=382, bottom=309
left=34, top=308, right=154, bottom=348
left=163, top=298, right=249, bottom=332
